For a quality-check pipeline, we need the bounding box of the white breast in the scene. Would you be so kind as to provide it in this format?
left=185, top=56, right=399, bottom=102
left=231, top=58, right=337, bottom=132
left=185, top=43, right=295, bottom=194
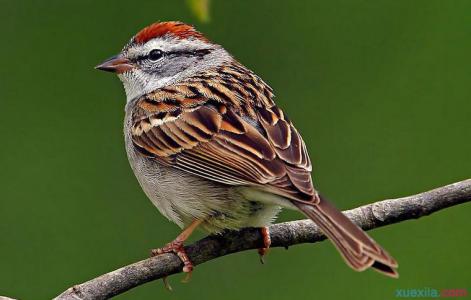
left=123, top=106, right=235, bottom=228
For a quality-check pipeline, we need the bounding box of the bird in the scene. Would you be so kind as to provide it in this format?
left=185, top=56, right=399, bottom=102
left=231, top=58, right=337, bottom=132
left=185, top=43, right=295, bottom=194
left=96, top=21, right=398, bottom=279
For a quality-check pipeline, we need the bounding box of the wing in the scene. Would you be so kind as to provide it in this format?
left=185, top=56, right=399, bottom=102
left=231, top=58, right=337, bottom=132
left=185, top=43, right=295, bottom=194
left=130, top=76, right=316, bottom=203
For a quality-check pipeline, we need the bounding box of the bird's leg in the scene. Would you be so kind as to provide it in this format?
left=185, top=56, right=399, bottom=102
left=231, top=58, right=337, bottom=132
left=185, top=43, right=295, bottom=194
left=257, top=226, right=271, bottom=264
left=151, top=219, right=203, bottom=279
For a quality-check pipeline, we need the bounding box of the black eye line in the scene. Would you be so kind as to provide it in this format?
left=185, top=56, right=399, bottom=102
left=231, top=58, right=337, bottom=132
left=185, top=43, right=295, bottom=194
left=132, top=48, right=213, bottom=62
left=167, top=48, right=213, bottom=57
left=132, top=50, right=163, bottom=62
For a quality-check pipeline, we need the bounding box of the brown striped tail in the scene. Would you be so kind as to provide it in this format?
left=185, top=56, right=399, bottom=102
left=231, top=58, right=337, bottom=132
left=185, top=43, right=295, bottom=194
left=294, top=196, right=398, bottom=278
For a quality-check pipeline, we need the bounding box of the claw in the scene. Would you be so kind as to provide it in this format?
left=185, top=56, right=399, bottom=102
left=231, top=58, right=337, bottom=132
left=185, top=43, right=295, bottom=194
left=149, top=219, right=202, bottom=286
left=257, top=227, right=271, bottom=264
left=151, top=239, right=194, bottom=275
left=182, top=271, right=193, bottom=283
left=162, top=276, right=173, bottom=291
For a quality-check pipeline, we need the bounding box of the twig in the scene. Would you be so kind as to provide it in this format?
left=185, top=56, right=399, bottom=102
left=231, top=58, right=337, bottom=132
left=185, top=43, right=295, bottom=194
left=55, top=179, right=471, bottom=300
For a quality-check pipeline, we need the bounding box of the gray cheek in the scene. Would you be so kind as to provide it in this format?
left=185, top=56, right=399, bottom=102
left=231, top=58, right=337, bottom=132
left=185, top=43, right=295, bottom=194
left=146, top=57, right=197, bottom=78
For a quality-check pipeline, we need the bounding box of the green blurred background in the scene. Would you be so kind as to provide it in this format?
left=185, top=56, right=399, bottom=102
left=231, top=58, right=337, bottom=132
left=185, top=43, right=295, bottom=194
left=0, top=0, right=470, bottom=299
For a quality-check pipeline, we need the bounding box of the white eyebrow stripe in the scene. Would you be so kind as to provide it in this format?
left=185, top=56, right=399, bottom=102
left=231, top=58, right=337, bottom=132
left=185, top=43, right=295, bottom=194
left=125, top=37, right=214, bottom=59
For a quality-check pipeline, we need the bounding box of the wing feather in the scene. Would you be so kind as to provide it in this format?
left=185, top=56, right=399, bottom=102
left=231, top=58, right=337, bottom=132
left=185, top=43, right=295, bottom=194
left=130, top=80, right=316, bottom=203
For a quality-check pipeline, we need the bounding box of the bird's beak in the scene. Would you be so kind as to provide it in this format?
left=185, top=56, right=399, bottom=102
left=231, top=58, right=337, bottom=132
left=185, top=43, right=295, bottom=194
left=95, top=54, right=133, bottom=74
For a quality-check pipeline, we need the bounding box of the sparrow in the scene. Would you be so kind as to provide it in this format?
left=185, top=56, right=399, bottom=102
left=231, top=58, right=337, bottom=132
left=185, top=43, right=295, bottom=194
left=96, top=21, right=398, bottom=278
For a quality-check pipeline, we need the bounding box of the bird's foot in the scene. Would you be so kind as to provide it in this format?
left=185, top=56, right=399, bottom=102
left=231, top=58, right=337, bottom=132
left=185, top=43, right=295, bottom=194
left=150, top=220, right=202, bottom=286
left=257, top=226, right=271, bottom=264
left=151, top=239, right=194, bottom=278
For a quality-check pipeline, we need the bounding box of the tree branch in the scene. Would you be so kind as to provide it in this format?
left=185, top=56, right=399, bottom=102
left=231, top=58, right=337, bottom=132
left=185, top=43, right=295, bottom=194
left=55, top=179, right=471, bottom=300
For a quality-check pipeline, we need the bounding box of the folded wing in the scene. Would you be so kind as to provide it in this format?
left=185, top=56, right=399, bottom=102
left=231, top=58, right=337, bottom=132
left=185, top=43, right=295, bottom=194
left=130, top=83, right=316, bottom=203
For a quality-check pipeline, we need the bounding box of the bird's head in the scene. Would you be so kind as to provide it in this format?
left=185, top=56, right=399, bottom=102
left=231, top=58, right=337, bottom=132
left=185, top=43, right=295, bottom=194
left=96, top=21, right=232, bottom=101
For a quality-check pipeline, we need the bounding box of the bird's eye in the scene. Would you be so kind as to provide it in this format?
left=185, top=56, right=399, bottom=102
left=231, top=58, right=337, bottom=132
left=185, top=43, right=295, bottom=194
left=148, top=49, right=164, bottom=61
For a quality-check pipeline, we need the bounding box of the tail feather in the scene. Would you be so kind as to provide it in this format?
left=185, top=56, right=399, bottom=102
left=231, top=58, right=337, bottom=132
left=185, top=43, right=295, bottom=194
left=294, top=196, right=398, bottom=278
